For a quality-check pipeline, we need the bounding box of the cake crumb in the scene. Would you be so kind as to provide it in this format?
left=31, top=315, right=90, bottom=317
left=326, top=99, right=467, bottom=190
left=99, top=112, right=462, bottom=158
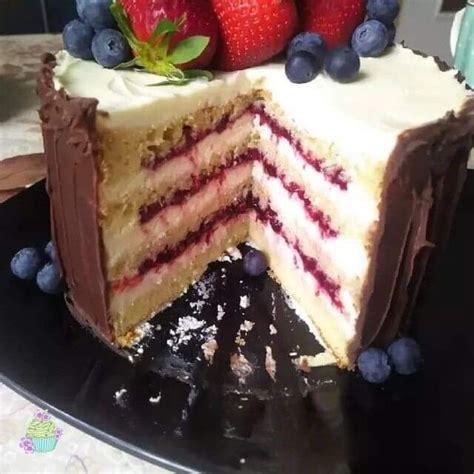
left=240, top=295, right=250, bottom=309
left=149, top=393, right=162, bottom=404
left=114, top=388, right=128, bottom=407
left=167, top=316, right=217, bottom=352
left=240, top=458, right=246, bottom=465
left=117, top=321, right=154, bottom=348
left=226, top=247, right=242, bottom=261
left=235, top=320, right=255, bottom=346
left=240, top=320, right=255, bottom=332
left=218, top=247, right=242, bottom=262
left=201, top=339, right=219, bottom=364
left=270, top=292, right=276, bottom=320
left=230, top=353, right=254, bottom=384
left=269, top=324, right=277, bottom=335
left=217, top=304, right=226, bottom=321
left=293, top=352, right=338, bottom=373
left=265, top=346, right=277, bottom=381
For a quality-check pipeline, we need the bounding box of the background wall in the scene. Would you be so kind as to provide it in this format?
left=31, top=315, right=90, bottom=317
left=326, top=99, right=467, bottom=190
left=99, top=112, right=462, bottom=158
left=0, top=0, right=75, bottom=34
left=397, top=0, right=463, bottom=64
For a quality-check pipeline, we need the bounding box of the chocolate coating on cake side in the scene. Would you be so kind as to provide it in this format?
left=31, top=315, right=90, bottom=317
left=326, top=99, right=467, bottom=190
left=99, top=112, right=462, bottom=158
left=38, top=53, right=111, bottom=341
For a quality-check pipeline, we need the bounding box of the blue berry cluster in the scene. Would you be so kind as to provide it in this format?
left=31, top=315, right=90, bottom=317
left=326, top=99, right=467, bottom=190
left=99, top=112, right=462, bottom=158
left=357, top=337, right=423, bottom=384
left=10, top=241, right=63, bottom=295
left=63, top=0, right=131, bottom=68
left=285, top=0, right=399, bottom=84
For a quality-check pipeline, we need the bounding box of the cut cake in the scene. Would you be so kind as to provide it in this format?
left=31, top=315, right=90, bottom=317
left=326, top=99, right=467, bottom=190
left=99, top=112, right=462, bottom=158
left=38, top=45, right=474, bottom=367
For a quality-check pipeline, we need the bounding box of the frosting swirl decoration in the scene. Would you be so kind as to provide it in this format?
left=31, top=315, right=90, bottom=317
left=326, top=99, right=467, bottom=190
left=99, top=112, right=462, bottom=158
left=26, top=419, right=56, bottom=438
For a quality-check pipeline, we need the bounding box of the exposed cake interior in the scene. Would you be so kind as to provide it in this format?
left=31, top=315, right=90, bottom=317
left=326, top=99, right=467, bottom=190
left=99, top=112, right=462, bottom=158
left=46, top=47, right=473, bottom=367
left=99, top=97, right=382, bottom=366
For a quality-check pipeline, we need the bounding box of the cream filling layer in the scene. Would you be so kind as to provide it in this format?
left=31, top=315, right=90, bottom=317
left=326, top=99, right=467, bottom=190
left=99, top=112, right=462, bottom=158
left=104, top=161, right=253, bottom=278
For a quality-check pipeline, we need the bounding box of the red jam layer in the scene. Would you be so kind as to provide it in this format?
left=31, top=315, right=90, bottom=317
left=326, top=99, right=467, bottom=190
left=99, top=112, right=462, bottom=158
left=142, top=104, right=349, bottom=190
left=251, top=105, right=349, bottom=190
left=251, top=198, right=343, bottom=311
left=113, top=198, right=249, bottom=293
left=143, top=110, right=243, bottom=171
left=139, top=148, right=338, bottom=239
left=140, top=150, right=255, bottom=224
left=114, top=196, right=343, bottom=312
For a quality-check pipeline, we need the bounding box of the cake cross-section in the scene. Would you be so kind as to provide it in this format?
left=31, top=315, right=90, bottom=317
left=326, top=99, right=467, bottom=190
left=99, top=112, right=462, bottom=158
left=38, top=45, right=474, bottom=367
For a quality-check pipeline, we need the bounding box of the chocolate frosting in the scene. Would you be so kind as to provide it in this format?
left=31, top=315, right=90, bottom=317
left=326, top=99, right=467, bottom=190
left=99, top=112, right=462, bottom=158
left=37, top=53, right=474, bottom=362
left=355, top=104, right=474, bottom=356
left=37, top=53, right=111, bottom=341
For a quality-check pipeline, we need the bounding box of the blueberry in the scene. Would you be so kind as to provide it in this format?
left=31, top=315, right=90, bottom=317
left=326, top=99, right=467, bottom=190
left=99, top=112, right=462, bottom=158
left=367, top=0, right=400, bottom=26
left=36, top=263, right=63, bottom=295
left=324, top=47, right=360, bottom=83
left=45, top=241, right=57, bottom=263
left=286, top=51, right=322, bottom=84
left=288, top=32, right=326, bottom=64
left=352, top=20, right=389, bottom=58
left=387, top=338, right=422, bottom=375
left=243, top=250, right=268, bottom=277
left=10, top=248, right=42, bottom=280
left=63, top=19, right=94, bottom=60
left=386, top=23, right=396, bottom=46
left=357, top=348, right=391, bottom=384
left=77, top=0, right=115, bottom=30
left=92, top=29, right=132, bottom=68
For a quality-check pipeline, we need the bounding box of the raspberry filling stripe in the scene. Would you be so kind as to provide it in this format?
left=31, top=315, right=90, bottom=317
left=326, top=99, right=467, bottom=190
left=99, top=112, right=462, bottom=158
left=114, top=196, right=343, bottom=312
left=140, top=148, right=338, bottom=239
left=142, top=105, right=349, bottom=190
left=251, top=105, right=349, bottom=190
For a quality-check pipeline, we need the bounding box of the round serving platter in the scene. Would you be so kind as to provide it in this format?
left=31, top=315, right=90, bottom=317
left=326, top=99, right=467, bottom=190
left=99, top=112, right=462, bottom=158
left=1, top=177, right=474, bottom=473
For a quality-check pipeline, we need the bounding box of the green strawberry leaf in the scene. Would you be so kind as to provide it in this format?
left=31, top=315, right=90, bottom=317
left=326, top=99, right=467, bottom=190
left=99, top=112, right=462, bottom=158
left=150, top=18, right=180, bottom=47
left=113, top=57, right=140, bottom=70
left=109, top=3, right=214, bottom=84
left=148, top=79, right=193, bottom=87
left=184, top=69, right=214, bottom=81
left=147, top=69, right=213, bottom=87
left=167, top=36, right=210, bottom=65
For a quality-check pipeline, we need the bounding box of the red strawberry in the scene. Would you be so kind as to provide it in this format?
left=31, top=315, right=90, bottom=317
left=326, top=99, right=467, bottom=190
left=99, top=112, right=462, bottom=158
left=121, top=0, right=219, bottom=69
left=211, top=0, right=298, bottom=71
left=299, top=0, right=366, bottom=50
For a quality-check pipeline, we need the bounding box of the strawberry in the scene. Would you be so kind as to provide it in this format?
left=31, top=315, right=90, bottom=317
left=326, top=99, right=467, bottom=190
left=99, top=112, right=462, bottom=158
left=120, top=0, right=219, bottom=69
left=211, top=0, right=298, bottom=71
left=299, top=0, right=366, bottom=50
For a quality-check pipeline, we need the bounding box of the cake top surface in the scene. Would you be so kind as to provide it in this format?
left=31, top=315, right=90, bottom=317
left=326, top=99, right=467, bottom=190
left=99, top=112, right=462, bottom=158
left=53, top=45, right=471, bottom=160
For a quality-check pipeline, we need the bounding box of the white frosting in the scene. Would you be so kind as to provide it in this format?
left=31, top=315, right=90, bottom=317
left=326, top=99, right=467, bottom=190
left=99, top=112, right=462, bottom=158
left=54, top=46, right=469, bottom=164
left=53, top=50, right=259, bottom=129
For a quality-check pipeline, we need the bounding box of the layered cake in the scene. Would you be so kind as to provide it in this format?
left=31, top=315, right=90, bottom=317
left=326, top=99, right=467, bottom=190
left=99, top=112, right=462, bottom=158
left=37, top=1, right=474, bottom=367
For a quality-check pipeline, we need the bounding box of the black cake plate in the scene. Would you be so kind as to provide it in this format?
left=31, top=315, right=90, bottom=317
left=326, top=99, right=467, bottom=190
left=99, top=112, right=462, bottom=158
left=1, top=175, right=474, bottom=474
